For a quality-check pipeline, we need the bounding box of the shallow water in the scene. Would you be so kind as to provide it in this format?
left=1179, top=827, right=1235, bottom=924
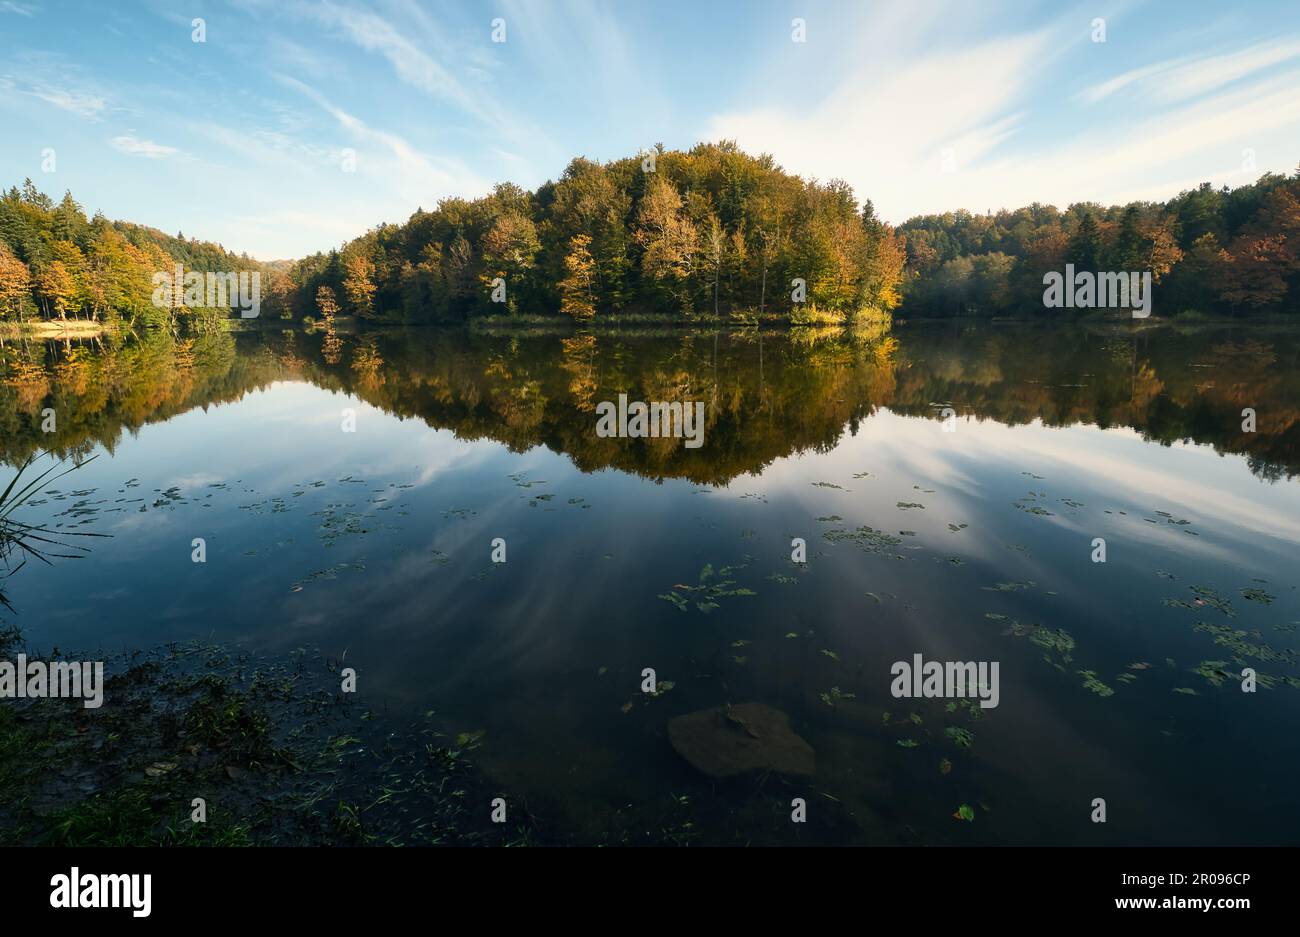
left=4, top=321, right=1299, bottom=844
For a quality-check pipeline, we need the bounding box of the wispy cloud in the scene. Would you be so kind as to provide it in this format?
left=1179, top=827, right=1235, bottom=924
left=29, top=85, right=106, bottom=118
left=274, top=0, right=557, bottom=162
left=1079, top=38, right=1300, bottom=104
left=708, top=22, right=1059, bottom=219
left=275, top=73, right=491, bottom=201
left=304, top=0, right=479, bottom=113
left=709, top=10, right=1300, bottom=222
left=111, top=134, right=177, bottom=158
left=963, top=67, right=1300, bottom=212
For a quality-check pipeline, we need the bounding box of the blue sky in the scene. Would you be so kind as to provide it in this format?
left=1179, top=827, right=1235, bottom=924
left=2, top=0, right=1299, bottom=260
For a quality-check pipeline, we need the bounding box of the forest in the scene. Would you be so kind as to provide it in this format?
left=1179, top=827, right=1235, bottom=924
left=899, top=167, right=1300, bottom=318
left=274, top=141, right=906, bottom=327
left=0, top=179, right=269, bottom=328
left=2, top=143, right=1298, bottom=328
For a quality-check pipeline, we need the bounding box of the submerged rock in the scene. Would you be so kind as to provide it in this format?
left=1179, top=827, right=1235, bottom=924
left=667, top=703, right=815, bottom=778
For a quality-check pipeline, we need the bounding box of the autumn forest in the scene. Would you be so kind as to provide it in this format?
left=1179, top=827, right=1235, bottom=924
left=2, top=142, right=1299, bottom=330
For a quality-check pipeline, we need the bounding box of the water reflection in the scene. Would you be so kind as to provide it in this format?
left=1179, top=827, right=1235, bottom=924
left=4, top=321, right=1299, bottom=482
left=3, top=322, right=1298, bottom=844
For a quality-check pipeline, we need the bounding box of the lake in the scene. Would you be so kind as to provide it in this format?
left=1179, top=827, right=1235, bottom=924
left=3, top=319, right=1299, bottom=845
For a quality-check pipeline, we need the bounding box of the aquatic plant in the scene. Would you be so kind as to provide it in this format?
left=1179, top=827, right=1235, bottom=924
left=0, top=454, right=104, bottom=611
left=944, top=726, right=975, bottom=748
left=657, top=562, right=756, bottom=614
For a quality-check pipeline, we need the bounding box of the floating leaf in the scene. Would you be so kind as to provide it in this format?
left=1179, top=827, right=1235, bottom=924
left=455, top=730, right=486, bottom=750
left=1078, top=670, right=1114, bottom=697
left=983, top=580, right=1036, bottom=593
left=1240, top=587, right=1275, bottom=605
left=944, top=727, right=974, bottom=748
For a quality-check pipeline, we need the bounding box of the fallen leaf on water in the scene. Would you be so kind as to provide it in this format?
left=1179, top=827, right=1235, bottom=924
left=455, top=730, right=486, bottom=749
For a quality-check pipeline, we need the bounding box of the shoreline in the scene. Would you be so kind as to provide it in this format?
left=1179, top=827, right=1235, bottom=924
left=3, top=310, right=1296, bottom=342
left=0, top=320, right=112, bottom=339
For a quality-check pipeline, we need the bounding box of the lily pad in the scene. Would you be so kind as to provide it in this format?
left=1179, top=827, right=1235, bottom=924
left=944, top=727, right=975, bottom=748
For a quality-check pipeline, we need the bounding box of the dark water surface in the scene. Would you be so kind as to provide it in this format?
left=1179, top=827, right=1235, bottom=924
left=3, top=320, right=1299, bottom=844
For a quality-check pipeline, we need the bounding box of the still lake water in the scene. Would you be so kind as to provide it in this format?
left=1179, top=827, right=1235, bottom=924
left=3, top=320, right=1299, bottom=844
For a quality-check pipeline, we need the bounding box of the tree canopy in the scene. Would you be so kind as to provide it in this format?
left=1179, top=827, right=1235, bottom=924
left=897, top=168, right=1300, bottom=318
left=0, top=180, right=270, bottom=328
left=268, top=141, right=906, bottom=326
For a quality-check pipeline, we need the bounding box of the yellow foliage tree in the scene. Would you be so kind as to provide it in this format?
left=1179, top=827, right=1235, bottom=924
left=559, top=234, right=597, bottom=320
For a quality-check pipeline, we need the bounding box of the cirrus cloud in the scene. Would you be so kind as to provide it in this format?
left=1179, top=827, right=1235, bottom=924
left=110, top=134, right=178, bottom=158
